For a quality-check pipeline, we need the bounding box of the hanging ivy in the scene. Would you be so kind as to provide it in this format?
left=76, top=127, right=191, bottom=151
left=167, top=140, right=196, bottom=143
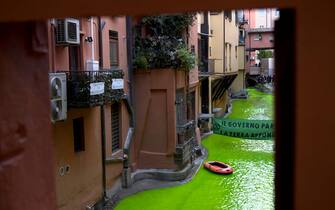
left=133, top=14, right=196, bottom=71
left=66, top=70, right=125, bottom=107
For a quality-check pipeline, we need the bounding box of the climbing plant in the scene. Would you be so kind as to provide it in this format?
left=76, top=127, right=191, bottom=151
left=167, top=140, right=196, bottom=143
left=257, top=50, right=273, bottom=59
left=133, top=14, right=196, bottom=71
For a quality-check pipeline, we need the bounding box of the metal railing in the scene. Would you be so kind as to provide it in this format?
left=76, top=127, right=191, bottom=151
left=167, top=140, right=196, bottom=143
left=174, top=120, right=196, bottom=167
left=63, top=70, right=124, bottom=108
left=176, top=120, right=195, bottom=145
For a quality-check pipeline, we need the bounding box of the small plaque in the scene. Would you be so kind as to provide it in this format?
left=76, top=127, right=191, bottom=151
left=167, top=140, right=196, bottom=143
left=90, top=82, right=105, bottom=95
left=112, top=79, right=124, bottom=90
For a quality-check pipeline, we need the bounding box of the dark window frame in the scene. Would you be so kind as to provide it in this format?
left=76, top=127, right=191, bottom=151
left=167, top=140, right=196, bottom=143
left=188, top=90, right=196, bottom=121
left=109, top=30, right=119, bottom=68
left=73, top=117, right=85, bottom=153
left=176, top=88, right=187, bottom=126
left=68, top=44, right=82, bottom=71
left=111, top=102, right=121, bottom=153
left=224, top=10, right=232, bottom=21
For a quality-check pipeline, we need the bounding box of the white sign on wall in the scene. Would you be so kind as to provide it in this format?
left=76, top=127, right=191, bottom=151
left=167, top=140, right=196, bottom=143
left=90, top=82, right=105, bottom=95
left=112, top=79, right=124, bottom=90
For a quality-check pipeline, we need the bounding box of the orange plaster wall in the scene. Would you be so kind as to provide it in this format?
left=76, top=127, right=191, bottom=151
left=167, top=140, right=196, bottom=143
left=133, top=69, right=177, bottom=169
left=100, top=16, right=130, bottom=188
left=53, top=107, right=103, bottom=210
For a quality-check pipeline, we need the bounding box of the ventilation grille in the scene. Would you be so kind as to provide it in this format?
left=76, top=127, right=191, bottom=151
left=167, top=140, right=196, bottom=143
left=49, top=72, right=67, bottom=122
left=67, top=22, right=78, bottom=41
left=56, top=20, right=66, bottom=43
left=56, top=18, right=80, bottom=45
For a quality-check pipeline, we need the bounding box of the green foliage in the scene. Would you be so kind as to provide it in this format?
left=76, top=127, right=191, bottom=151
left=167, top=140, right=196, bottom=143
left=175, top=45, right=196, bottom=71
left=133, top=14, right=196, bottom=71
left=257, top=50, right=273, bottom=59
left=133, top=55, right=148, bottom=70
left=141, top=14, right=195, bottom=38
left=67, top=70, right=125, bottom=107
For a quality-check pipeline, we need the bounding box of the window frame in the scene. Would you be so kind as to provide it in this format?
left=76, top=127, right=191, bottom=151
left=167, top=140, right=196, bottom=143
left=68, top=44, right=82, bottom=71
left=111, top=102, right=121, bottom=153
left=109, top=30, right=119, bottom=68
left=73, top=117, right=85, bottom=153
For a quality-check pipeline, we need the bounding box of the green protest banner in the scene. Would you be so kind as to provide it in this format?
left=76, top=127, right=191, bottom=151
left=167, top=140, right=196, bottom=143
left=213, top=118, right=274, bottom=140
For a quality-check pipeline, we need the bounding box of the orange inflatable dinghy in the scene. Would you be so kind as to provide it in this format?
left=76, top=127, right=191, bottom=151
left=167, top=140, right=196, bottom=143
left=204, top=161, right=234, bottom=174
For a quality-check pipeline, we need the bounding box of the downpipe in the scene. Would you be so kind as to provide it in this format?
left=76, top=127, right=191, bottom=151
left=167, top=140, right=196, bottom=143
left=121, top=16, right=135, bottom=188
left=121, top=96, right=135, bottom=188
left=98, top=16, right=107, bottom=201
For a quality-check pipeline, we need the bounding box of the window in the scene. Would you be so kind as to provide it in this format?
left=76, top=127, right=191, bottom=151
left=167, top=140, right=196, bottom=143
left=111, top=102, right=121, bottom=152
left=69, top=45, right=81, bottom=70
left=188, top=91, right=196, bottom=121
left=109, top=30, right=119, bottom=67
left=224, top=10, right=232, bottom=21
left=176, top=88, right=187, bottom=126
left=235, top=10, right=239, bottom=25
left=225, top=43, right=228, bottom=71
left=225, top=43, right=232, bottom=71
left=229, top=44, right=231, bottom=70
left=239, top=29, right=245, bottom=44
left=73, top=117, right=85, bottom=152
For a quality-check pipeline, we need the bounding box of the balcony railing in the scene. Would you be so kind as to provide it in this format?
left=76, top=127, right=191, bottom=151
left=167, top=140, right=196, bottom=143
left=176, top=120, right=195, bottom=145
left=175, top=120, right=196, bottom=167
left=65, top=70, right=125, bottom=108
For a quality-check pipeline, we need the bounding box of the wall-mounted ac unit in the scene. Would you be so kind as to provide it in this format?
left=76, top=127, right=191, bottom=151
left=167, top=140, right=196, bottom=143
left=56, top=18, right=80, bottom=45
left=49, top=73, right=67, bottom=123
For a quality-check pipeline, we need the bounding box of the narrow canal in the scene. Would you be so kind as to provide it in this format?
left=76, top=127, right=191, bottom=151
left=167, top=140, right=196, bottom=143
left=115, top=88, right=274, bottom=210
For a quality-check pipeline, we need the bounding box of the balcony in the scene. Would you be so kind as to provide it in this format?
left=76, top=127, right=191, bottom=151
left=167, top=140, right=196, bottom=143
left=65, top=70, right=125, bottom=108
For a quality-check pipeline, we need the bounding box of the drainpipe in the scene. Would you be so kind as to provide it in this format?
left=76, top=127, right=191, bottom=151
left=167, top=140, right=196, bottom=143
left=122, top=16, right=135, bottom=188
left=98, top=16, right=107, bottom=199
left=50, top=19, right=56, bottom=72
left=90, top=17, right=95, bottom=60
left=98, top=17, right=103, bottom=69
left=100, top=105, right=107, bottom=199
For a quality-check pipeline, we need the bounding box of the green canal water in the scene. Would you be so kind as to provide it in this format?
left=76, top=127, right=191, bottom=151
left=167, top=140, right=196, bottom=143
left=115, top=88, right=274, bottom=210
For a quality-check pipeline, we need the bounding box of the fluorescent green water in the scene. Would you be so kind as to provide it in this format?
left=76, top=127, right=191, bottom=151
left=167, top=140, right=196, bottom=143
left=115, top=88, right=274, bottom=210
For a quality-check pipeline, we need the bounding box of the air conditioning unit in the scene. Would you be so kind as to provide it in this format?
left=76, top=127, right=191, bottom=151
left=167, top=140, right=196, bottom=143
left=49, top=73, right=67, bottom=123
left=56, top=18, right=80, bottom=45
